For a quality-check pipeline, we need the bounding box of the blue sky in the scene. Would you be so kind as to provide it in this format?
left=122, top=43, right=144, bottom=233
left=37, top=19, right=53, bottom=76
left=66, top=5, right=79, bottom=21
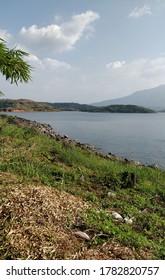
left=1, top=0, right=165, bottom=103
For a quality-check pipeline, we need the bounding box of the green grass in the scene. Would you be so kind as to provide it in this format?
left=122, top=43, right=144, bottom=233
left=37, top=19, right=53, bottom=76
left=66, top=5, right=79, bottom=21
left=0, top=114, right=165, bottom=259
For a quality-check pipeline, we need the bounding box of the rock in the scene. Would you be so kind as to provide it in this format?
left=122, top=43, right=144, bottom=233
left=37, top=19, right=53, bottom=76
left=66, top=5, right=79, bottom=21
left=132, top=160, right=141, bottom=166
left=73, top=231, right=90, bottom=241
left=107, top=191, right=116, bottom=198
left=147, top=164, right=160, bottom=169
left=110, top=211, right=123, bottom=220
left=124, top=217, right=133, bottom=224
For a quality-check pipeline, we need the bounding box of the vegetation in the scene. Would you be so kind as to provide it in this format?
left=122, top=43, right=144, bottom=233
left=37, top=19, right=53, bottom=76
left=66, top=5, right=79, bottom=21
left=48, top=102, right=155, bottom=113
left=0, top=38, right=32, bottom=95
left=46, top=102, right=96, bottom=112
left=0, top=114, right=164, bottom=260
left=100, top=104, right=155, bottom=113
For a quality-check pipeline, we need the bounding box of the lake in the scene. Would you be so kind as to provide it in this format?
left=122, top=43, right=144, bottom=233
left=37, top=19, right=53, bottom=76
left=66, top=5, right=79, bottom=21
left=5, top=111, right=165, bottom=169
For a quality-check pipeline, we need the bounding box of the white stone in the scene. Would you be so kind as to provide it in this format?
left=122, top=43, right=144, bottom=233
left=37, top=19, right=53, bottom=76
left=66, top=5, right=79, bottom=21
left=124, top=217, right=133, bottom=224
left=110, top=211, right=123, bottom=220
left=73, top=231, right=90, bottom=241
left=107, top=192, right=116, bottom=198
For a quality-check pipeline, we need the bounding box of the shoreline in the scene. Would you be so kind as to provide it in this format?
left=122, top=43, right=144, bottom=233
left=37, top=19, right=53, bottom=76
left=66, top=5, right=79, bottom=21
left=1, top=113, right=160, bottom=170
left=0, top=109, right=61, bottom=113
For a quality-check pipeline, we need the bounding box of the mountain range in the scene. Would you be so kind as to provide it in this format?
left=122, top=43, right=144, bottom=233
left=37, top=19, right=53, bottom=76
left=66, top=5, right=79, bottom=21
left=0, top=99, right=155, bottom=113
left=92, top=84, right=165, bottom=111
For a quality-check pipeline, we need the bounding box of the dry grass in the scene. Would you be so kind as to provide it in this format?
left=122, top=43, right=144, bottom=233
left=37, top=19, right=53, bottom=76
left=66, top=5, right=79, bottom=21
left=0, top=172, right=153, bottom=260
left=0, top=172, right=88, bottom=259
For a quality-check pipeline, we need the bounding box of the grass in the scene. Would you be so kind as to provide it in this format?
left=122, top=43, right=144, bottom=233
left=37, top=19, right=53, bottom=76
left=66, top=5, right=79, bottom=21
left=0, top=114, right=165, bottom=259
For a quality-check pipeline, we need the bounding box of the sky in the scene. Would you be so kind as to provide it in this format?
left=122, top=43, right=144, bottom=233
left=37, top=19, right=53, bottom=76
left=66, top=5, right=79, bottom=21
left=1, top=0, right=165, bottom=103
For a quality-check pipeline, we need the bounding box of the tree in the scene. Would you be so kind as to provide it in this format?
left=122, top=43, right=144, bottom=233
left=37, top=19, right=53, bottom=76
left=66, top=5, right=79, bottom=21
left=0, top=38, right=32, bottom=95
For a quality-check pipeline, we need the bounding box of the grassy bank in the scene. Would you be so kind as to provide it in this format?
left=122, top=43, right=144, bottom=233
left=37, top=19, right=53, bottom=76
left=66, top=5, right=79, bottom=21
left=0, top=114, right=165, bottom=259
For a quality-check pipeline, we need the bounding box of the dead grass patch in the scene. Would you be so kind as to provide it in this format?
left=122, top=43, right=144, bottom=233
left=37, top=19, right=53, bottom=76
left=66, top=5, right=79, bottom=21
left=0, top=172, right=88, bottom=259
left=77, top=241, right=153, bottom=260
left=0, top=172, right=153, bottom=260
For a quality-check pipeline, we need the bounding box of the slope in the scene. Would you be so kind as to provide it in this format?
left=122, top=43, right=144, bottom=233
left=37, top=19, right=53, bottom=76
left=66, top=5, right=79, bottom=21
left=0, top=114, right=165, bottom=260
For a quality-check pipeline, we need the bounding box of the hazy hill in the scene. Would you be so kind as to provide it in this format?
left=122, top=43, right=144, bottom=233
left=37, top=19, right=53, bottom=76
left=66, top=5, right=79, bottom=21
left=92, top=85, right=165, bottom=111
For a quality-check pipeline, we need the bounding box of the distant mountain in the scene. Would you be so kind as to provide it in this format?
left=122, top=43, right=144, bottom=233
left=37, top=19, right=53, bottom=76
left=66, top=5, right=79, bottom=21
left=92, top=85, right=165, bottom=111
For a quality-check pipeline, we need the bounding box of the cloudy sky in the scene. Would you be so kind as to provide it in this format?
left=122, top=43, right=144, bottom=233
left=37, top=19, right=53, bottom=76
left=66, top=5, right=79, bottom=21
left=1, top=0, right=165, bottom=103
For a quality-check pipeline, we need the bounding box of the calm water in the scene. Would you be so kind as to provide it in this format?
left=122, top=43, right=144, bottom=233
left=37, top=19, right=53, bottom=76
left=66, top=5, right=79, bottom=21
left=5, top=111, right=165, bottom=169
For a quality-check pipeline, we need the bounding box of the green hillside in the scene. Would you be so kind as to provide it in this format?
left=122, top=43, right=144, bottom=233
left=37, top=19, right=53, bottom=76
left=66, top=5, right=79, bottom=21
left=0, top=114, right=164, bottom=260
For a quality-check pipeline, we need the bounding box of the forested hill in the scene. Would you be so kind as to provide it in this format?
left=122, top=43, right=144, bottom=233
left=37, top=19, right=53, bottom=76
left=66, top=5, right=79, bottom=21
left=0, top=99, right=155, bottom=113
left=46, top=102, right=96, bottom=112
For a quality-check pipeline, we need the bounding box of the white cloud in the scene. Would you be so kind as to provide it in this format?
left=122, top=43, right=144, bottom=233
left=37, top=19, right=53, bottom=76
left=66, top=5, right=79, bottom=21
left=106, top=60, right=126, bottom=69
left=26, top=55, right=72, bottom=72
left=43, top=58, right=72, bottom=71
left=0, top=29, right=12, bottom=41
left=129, top=4, right=152, bottom=18
left=1, top=25, right=165, bottom=104
left=104, top=56, right=165, bottom=100
left=19, top=10, right=100, bottom=54
left=3, top=53, right=165, bottom=104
